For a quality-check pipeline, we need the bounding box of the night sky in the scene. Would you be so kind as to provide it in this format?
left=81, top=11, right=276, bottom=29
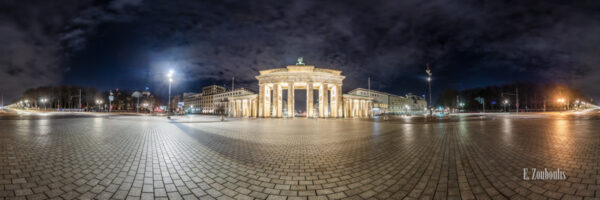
left=2, top=0, right=600, bottom=102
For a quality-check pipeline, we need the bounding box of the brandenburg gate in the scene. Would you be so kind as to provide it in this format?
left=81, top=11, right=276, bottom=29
left=228, top=58, right=373, bottom=118
left=257, top=63, right=344, bottom=118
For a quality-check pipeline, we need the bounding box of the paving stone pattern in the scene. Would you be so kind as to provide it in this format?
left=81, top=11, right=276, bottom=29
left=0, top=116, right=599, bottom=199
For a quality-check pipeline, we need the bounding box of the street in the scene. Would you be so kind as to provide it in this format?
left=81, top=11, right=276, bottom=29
left=0, top=112, right=599, bottom=199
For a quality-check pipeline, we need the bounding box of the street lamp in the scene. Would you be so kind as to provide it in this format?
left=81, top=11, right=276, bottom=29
left=96, top=100, right=103, bottom=112
left=504, top=100, right=508, bottom=112
left=40, top=98, right=47, bottom=111
left=167, top=70, right=174, bottom=116
left=557, top=98, right=566, bottom=111
left=425, top=63, right=432, bottom=117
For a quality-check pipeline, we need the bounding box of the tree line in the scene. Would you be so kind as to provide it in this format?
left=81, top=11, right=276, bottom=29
left=17, top=85, right=163, bottom=111
left=436, top=82, right=593, bottom=112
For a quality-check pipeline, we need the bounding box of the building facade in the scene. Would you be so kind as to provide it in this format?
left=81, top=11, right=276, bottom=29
left=348, top=88, right=392, bottom=115
left=199, top=85, right=226, bottom=113
left=169, top=94, right=183, bottom=113
left=227, top=94, right=258, bottom=117
left=213, top=88, right=255, bottom=115
left=348, top=88, right=427, bottom=115
left=387, top=93, right=427, bottom=113
left=343, top=94, right=373, bottom=118
left=183, top=92, right=202, bottom=113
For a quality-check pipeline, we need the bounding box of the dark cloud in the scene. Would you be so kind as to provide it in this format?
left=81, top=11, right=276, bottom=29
left=134, top=0, right=600, bottom=98
left=3, top=0, right=600, bottom=102
left=0, top=0, right=142, bottom=101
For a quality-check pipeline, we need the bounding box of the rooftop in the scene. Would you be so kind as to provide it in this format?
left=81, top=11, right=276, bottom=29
left=258, top=65, right=342, bottom=75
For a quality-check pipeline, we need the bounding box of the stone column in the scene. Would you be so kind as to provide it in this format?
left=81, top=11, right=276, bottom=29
left=237, top=100, right=241, bottom=117
left=357, top=100, right=362, bottom=118
left=352, top=99, right=357, bottom=118
left=363, top=101, right=368, bottom=118
left=246, top=99, right=250, bottom=117
left=276, top=84, right=283, bottom=117
left=254, top=98, right=258, bottom=117
left=264, top=85, right=271, bottom=118
left=330, top=84, right=336, bottom=118
left=228, top=101, right=232, bottom=117
left=330, top=84, right=342, bottom=118
left=356, top=99, right=362, bottom=118
left=241, top=100, right=246, bottom=117
left=233, top=100, right=237, bottom=117
left=251, top=99, right=256, bottom=117
left=346, top=99, right=353, bottom=118
left=324, top=84, right=329, bottom=117
left=258, top=84, right=264, bottom=117
left=237, top=100, right=242, bottom=117
left=337, top=84, right=343, bottom=117
left=342, top=99, right=346, bottom=118
left=232, top=100, right=236, bottom=117
left=287, top=83, right=294, bottom=117
left=354, top=99, right=362, bottom=118
left=367, top=101, right=373, bottom=118
left=318, top=83, right=324, bottom=117
left=346, top=99, right=351, bottom=118
left=272, top=84, right=278, bottom=117
left=306, top=82, right=313, bottom=118
left=235, top=100, right=240, bottom=117
left=361, top=101, right=367, bottom=118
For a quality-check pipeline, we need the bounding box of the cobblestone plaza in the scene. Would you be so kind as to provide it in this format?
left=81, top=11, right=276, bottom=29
left=0, top=114, right=599, bottom=200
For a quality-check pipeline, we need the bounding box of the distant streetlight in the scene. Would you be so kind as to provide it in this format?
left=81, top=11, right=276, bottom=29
left=167, top=70, right=174, bottom=116
left=96, top=100, right=103, bottom=112
left=504, top=100, right=508, bottom=112
left=142, top=102, right=149, bottom=112
left=425, top=63, right=432, bottom=117
left=557, top=98, right=566, bottom=110
left=40, top=98, right=48, bottom=111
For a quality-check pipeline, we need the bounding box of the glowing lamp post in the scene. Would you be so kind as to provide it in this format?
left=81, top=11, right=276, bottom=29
left=557, top=98, right=566, bottom=111
left=425, top=63, right=432, bottom=117
left=167, top=70, right=174, bottom=116
left=40, top=98, right=48, bottom=111
left=96, top=100, right=103, bottom=112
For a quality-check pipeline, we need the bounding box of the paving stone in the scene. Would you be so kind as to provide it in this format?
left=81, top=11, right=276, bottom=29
left=0, top=115, right=597, bottom=199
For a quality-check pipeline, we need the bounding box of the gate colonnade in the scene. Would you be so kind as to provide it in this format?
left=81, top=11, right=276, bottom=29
left=227, top=63, right=373, bottom=118
left=256, top=65, right=345, bottom=118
